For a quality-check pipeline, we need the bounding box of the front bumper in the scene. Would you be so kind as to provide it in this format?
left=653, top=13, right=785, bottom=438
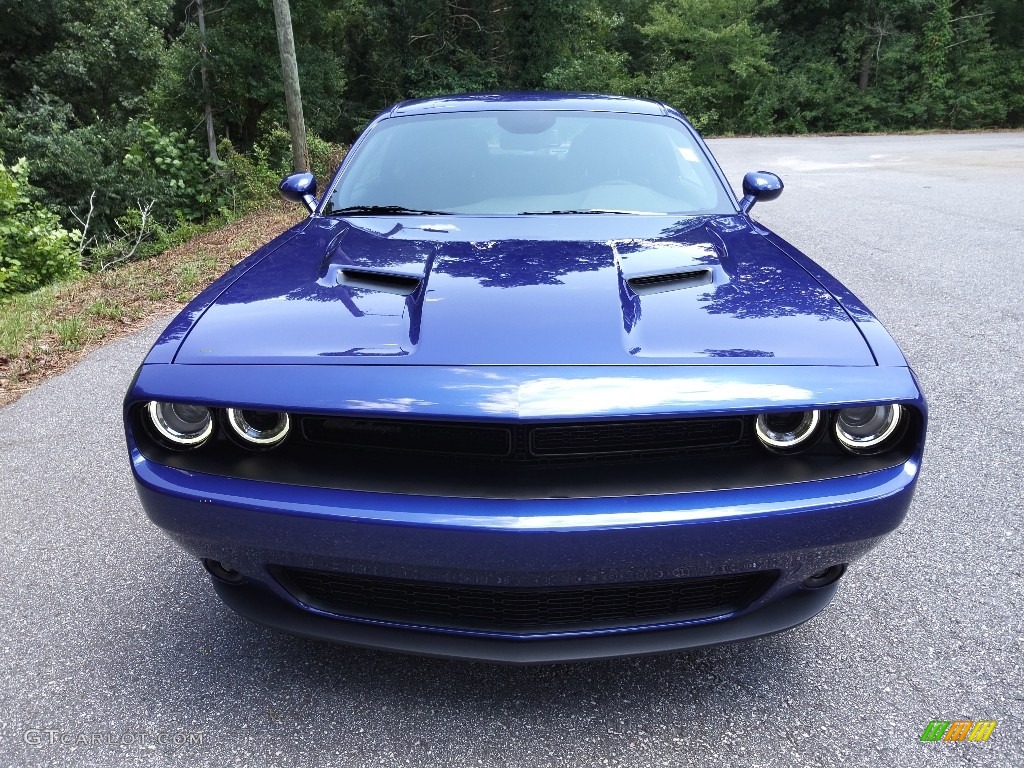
left=131, top=445, right=919, bottom=660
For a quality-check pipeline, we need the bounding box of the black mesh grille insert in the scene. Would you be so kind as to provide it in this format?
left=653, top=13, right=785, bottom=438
left=531, top=418, right=742, bottom=456
left=274, top=567, right=777, bottom=631
left=303, top=417, right=511, bottom=456
left=302, top=415, right=748, bottom=463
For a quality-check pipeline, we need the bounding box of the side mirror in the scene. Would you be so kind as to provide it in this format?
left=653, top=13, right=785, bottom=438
left=739, top=171, right=783, bottom=213
left=279, top=172, right=318, bottom=213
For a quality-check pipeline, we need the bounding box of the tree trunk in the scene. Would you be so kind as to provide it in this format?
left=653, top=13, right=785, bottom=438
left=858, top=48, right=873, bottom=90
left=239, top=98, right=267, bottom=147
left=196, top=0, right=219, bottom=163
left=271, top=0, right=308, bottom=172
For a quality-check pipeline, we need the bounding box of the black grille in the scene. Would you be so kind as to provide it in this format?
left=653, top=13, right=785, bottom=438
left=274, top=567, right=776, bottom=632
left=302, top=415, right=749, bottom=464
left=303, top=417, right=511, bottom=456
left=531, top=418, right=742, bottom=456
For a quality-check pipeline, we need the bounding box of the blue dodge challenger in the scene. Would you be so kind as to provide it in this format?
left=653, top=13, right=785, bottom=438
left=124, top=93, right=926, bottom=662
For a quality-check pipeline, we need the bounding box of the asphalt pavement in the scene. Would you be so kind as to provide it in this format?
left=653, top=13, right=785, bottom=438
left=1, top=133, right=1022, bottom=767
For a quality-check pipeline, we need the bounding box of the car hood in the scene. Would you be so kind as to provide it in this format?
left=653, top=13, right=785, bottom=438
left=173, top=215, right=875, bottom=366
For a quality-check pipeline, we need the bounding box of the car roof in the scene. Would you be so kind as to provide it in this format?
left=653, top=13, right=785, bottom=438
left=388, top=92, right=670, bottom=117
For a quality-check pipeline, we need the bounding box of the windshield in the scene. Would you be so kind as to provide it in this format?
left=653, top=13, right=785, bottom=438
left=325, top=110, right=734, bottom=216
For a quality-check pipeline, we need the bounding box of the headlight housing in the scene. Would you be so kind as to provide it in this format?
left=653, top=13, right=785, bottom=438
left=834, top=404, right=904, bottom=454
left=225, top=408, right=291, bottom=448
left=146, top=401, right=214, bottom=448
left=754, top=410, right=822, bottom=453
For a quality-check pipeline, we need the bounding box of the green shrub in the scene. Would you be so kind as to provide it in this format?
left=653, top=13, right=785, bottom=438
left=218, top=138, right=282, bottom=216
left=0, top=158, right=80, bottom=296
left=0, top=102, right=225, bottom=245
left=123, top=119, right=224, bottom=223
left=0, top=96, right=134, bottom=240
left=307, top=133, right=348, bottom=185
left=217, top=131, right=347, bottom=213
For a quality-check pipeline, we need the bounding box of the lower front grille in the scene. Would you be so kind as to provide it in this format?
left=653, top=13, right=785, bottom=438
left=273, top=567, right=777, bottom=632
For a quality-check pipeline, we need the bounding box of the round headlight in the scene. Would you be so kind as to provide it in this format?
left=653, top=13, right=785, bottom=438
left=225, top=408, right=290, bottom=448
left=147, top=401, right=213, bottom=448
left=834, top=404, right=904, bottom=454
left=755, top=410, right=822, bottom=453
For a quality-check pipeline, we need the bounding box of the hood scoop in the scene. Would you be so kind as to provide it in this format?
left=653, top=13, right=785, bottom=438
left=627, top=267, right=713, bottom=296
left=338, top=267, right=422, bottom=296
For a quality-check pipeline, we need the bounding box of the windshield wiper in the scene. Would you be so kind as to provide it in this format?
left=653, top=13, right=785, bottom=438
left=327, top=205, right=452, bottom=216
left=518, top=209, right=655, bottom=215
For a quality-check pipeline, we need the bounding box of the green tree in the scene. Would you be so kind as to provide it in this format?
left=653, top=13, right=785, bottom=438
left=543, top=4, right=634, bottom=94
left=0, top=0, right=171, bottom=122
left=921, top=0, right=954, bottom=122
left=988, top=0, right=1024, bottom=125
left=639, top=0, right=778, bottom=132
left=152, top=0, right=349, bottom=146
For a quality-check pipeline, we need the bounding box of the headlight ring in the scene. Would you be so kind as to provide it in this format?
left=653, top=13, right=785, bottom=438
left=146, top=401, right=214, bottom=449
left=834, top=404, right=904, bottom=454
left=225, top=408, right=291, bottom=448
left=755, top=409, right=822, bottom=453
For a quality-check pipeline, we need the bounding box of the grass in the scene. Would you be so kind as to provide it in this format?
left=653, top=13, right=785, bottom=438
left=85, top=297, right=129, bottom=321
left=0, top=202, right=303, bottom=406
left=54, top=316, right=86, bottom=348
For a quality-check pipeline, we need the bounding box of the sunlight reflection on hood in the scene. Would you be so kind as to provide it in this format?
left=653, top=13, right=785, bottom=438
left=475, top=377, right=814, bottom=417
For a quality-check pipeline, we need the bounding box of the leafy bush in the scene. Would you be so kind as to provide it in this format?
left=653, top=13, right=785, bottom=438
left=259, top=126, right=348, bottom=189
left=0, top=101, right=219, bottom=242
left=0, top=95, right=132, bottom=240
left=217, top=137, right=284, bottom=217
left=216, top=130, right=347, bottom=215
left=307, top=133, right=348, bottom=186
left=0, top=158, right=80, bottom=296
left=123, top=120, right=218, bottom=223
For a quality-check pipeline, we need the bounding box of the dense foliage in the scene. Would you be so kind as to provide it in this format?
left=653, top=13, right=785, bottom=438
left=0, top=159, right=80, bottom=296
left=1, top=0, right=1021, bottom=295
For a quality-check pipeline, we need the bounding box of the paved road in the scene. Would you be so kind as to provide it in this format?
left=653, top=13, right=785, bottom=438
left=2, top=133, right=1022, bottom=767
